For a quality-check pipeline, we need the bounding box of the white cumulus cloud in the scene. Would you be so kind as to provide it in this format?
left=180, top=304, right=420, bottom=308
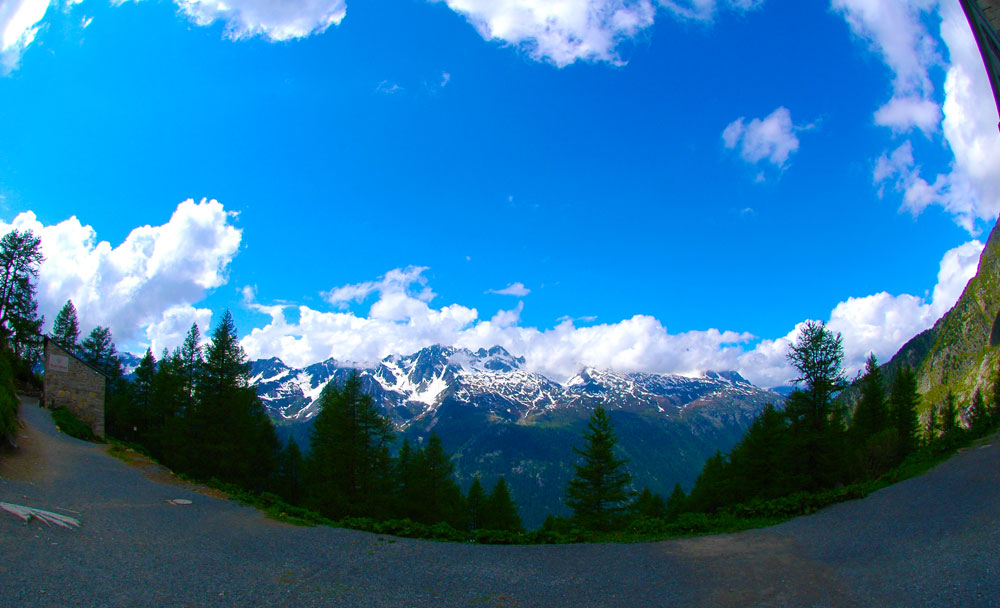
left=836, top=0, right=1000, bottom=234
left=0, top=0, right=51, bottom=74
left=832, top=0, right=941, bottom=134
left=171, top=0, right=347, bottom=41
left=723, top=106, right=803, bottom=169
left=487, top=282, right=531, bottom=296
left=240, top=237, right=983, bottom=389
left=0, top=198, right=241, bottom=352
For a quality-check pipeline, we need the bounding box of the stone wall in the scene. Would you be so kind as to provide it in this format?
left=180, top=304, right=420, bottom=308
left=43, top=338, right=106, bottom=438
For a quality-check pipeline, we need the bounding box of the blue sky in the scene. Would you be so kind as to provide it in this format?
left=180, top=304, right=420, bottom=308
left=1, top=0, right=998, bottom=386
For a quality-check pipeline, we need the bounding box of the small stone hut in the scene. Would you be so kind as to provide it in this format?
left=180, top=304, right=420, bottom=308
left=43, top=337, right=107, bottom=439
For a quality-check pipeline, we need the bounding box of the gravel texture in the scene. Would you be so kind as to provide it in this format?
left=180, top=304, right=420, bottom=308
left=1, top=397, right=997, bottom=607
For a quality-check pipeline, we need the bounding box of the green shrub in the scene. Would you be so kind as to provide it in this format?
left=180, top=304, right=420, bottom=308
left=0, top=350, right=19, bottom=443
left=51, top=407, right=101, bottom=442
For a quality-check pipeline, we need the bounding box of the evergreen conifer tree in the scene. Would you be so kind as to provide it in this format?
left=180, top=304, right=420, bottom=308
left=189, top=310, right=278, bottom=490
left=466, top=477, right=487, bottom=530
left=850, top=354, right=889, bottom=444
left=564, top=407, right=631, bottom=530
left=968, top=388, right=989, bottom=435
left=939, top=390, right=958, bottom=438
left=630, top=487, right=668, bottom=520
left=0, top=229, right=44, bottom=364
left=277, top=437, right=304, bottom=505
left=665, top=483, right=686, bottom=522
left=888, top=366, right=920, bottom=458
left=484, top=476, right=523, bottom=532
left=784, top=321, right=847, bottom=489
left=81, top=326, right=123, bottom=378
left=406, top=434, right=467, bottom=528
left=51, top=300, right=80, bottom=351
left=724, top=402, right=790, bottom=500
left=306, top=372, right=394, bottom=519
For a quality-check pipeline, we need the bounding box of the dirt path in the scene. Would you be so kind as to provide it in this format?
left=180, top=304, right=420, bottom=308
left=2, top=398, right=997, bottom=607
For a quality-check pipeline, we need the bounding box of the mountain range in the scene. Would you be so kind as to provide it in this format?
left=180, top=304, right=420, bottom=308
left=249, top=345, right=782, bottom=527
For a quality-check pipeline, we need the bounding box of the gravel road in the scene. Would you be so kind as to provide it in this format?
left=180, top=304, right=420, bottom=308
left=1, top=397, right=997, bottom=607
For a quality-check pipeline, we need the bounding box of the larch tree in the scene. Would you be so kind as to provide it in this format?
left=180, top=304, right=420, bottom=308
left=0, top=229, right=44, bottom=364
left=51, top=300, right=81, bottom=351
left=564, top=406, right=632, bottom=530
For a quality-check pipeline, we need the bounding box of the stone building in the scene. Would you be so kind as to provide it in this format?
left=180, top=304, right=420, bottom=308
left=43, top=337, right=107, bottom=439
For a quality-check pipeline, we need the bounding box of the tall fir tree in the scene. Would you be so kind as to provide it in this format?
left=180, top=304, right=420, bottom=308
left=0, top=229, right=44, bottom=364
left=483, top=476, right=523, bottom=532
left=306, top=372, right=394, bottom=519
left=564, top=407, right=632, bottom=530
left=939, top=390, right=958, bottom=438
left=630, top=487, right=668, bottom=520
left=967, top=388, right=989, bottom=435
left=466, top=477, right=487, bottom=531
left=724, top=402, right=791, bottom=501
left=784, top=321, right=847, bottom=489
left=850, top=354, right=890, bottom=444
left=406, top=434, right=467, bottom=528
left=888, top=366, right=921, bottom=458
left=189, top=310, right=278, bottom=490
left=277, top=437, right=305, bottom=506
left=665, top=483, right=687, bottom=522
left=177, top=323, right=203, bottom=412
left=81, top=326, right=123, bottom=379
left=51, top=300, right=81, bottom=351
left=924, top=404, right=939, bottom=445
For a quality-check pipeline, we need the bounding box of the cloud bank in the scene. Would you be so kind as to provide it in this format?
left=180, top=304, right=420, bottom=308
left=241, top=239, right=982, bottom=387
left=836, top=0, right=1000, bottom=234
left=0, top=199, right=241, bottom=354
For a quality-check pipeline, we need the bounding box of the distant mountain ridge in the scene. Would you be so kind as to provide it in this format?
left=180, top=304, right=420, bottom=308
left=249, top=344, right=782, bottom=527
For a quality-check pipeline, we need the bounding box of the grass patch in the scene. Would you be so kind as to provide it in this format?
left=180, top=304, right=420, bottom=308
left=50, top=407, right=103, bottom=443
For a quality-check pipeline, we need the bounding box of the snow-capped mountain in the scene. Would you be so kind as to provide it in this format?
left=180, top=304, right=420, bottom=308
left=250, top=344, right=773, bottom=428
left=251, top=344, right=781, bottom=528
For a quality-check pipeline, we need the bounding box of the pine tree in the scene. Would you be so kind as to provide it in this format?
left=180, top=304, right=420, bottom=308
left=394, top=437, right=418, bottom=519
left=630, top=487, right=667, bottom=520
left=665, top=483, right=686, bottom=522
left=277, top=437, right=304, bottom=505
left=939, top=390, right=958, bottom=439
left=484, top=476, right=523, bottom=532
left=784, top=321, right=847, bottom=490
left=177, top=323, right=202, bottom=411
left=565, top=407, right=632, bottom=530
left=81, top=326, right=123, bottom=378
left=725, top=402, right=790, bottom=500
left=850, top=354, right=889, bottom=444
left=189, top=310, right=278, bottom=490
left=0, top=229, right=44, bottom=364
left=406, top=434, right=467, bottom=528
left=888, top=366, right=921, bottom=458
left=51, top=300, right=80, bottom=351
left=306, top=372, right=394, bottom=519
left=466, top=477, right=487, bottom=530
left=968, top=388, right=989, bottom=435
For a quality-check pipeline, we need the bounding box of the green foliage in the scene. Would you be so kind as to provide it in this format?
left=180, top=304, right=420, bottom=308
left=0, top=229, right=44, bottom=365
left=402, top=434, right=467, bottom=529
left=0, top=347, right=20, bottom=442
left=51, top=406, right=101, bottom=442
left=81, top=326, right=123, bottom=379
left=483, top=476, right=523, bottom=532
left=277, top=437, right=305, bottom=506
left=967, top=388, right=990, bottom=434
left=466, top=477, right=487, bottom=531
left=306, top=372, right=394, bottom=519
left=939, top=390, right=958, bottom=438
left=631, top=487, right=667, bottom=520
left=850, top=354, right=889, bottom=445
left=888, top=366, right=920, bottom=458
left=51, top=300, right=80, bottom=351
left=564, top=407, right=631, bottom=530
left=665, top=483, right=686, bottom=522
